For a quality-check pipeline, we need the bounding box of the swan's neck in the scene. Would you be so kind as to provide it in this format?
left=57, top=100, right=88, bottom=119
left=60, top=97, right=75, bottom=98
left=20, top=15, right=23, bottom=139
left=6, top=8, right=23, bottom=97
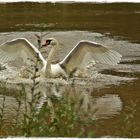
left=46, top=45, right=58, bottom=72
left=47, top=46, right=57, bottom=65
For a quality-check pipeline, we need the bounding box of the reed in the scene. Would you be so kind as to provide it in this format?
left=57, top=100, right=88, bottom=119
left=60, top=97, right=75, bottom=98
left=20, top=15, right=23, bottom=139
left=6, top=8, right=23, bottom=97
left=0, top=95, right=6, bottom=135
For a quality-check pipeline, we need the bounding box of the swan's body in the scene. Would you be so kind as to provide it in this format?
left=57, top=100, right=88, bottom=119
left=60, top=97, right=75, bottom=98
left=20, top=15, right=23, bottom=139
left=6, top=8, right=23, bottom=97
left=0, top=38, right=122, bottom=78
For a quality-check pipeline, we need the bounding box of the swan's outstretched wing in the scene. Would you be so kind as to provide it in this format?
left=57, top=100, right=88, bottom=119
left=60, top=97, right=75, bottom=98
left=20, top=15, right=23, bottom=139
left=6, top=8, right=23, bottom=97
left=60, top=40, right=122, bottom=74
left=0, top=38, right=46, bottom=68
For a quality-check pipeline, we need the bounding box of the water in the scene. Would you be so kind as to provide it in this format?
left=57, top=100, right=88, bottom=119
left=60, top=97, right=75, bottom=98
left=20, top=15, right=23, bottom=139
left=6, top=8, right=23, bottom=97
left=0, top=2, right=140, bottom=137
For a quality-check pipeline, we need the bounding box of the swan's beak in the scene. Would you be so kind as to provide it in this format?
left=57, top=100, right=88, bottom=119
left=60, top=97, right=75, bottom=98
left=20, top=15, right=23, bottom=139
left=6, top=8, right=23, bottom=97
left=42, top=39, right=52, bottom=47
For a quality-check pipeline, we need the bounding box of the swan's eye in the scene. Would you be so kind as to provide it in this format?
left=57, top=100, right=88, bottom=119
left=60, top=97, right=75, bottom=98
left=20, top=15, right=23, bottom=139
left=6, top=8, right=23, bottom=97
left=46, top=40, right=52, bottom=45
left=42, top=39, right=52, bottom=46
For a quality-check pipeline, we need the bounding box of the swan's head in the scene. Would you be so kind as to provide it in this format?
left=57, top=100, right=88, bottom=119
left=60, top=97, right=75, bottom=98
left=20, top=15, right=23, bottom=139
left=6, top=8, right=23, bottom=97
left=43, top=38, right=58, bottom=47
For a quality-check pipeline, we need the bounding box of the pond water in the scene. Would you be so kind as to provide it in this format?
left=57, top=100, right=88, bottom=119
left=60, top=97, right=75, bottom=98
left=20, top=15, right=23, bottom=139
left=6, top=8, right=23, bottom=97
left=0, top=2, right=140, bottom=137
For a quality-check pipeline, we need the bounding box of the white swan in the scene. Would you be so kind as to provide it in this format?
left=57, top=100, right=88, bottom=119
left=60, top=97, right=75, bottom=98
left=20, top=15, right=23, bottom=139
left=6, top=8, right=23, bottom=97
left=0, top=38, right=122, bottom=78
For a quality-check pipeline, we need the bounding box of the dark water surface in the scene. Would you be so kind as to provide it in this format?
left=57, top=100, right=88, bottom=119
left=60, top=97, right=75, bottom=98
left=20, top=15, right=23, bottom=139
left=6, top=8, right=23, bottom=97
left=0, top=2, right=140, bottom=137
left=0, top=2, right=140, bottom=42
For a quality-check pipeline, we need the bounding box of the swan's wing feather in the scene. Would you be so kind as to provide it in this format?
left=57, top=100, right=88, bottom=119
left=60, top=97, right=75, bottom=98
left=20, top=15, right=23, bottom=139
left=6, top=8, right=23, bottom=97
left=60, top=41, right=122, bottom=74
left=0, top=38, right=45, bottom=68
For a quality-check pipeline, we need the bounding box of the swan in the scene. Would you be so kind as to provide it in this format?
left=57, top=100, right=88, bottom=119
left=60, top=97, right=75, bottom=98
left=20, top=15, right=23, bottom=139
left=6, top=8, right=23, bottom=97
left=0, top=38, right=122, bottom=78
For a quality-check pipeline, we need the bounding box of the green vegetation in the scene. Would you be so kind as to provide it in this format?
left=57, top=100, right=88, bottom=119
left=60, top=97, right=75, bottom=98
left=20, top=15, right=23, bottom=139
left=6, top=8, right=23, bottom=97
left=120, top=100, right=138, bottom=138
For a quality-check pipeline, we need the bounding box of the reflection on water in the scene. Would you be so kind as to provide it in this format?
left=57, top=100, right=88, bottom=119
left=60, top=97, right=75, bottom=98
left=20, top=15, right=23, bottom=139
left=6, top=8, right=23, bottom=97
left=0, top=95, right=24, bottom=124
left=91, top=94, right=122, bottom=120
left=0, top=92, right=122, bottom=124
left=0, top=2, right=140, bottom=137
